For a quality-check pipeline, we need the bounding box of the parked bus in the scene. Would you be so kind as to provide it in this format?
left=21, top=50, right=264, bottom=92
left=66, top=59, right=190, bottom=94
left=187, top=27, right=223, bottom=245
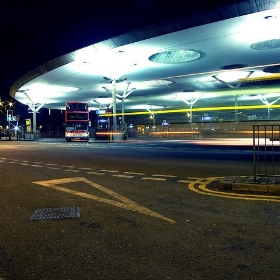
left=94, top=109, right=112, bottom=141
left=65, top=102, right=90, bottom=142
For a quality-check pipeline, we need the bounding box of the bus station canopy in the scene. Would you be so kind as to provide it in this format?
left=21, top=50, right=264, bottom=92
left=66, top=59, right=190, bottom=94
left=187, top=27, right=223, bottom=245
left=10, top=0, right=280, bottom=121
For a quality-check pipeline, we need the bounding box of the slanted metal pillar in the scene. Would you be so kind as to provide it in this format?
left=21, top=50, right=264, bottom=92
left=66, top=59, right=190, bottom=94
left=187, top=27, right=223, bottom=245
left=27, top=103, right=45, bottom=132
left=114, top=82, right=134, bottom=141
left=147, top=107, right=156, bottom=130
left=212, top=71, right=254, bottom=122
left=181, top=95, right=201, bottom=124
left=259, top=95, right=280, bottom=120
left=24, top=92, right=44, bottom=137
left=116, top=82, right=134, bottom=124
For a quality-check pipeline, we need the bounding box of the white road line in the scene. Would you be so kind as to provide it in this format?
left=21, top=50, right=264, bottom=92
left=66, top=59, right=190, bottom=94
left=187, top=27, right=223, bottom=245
left=152, top=174, right=176, bottom=178
left=124, top=171, right=144, bottom=175
left=178, top=180, right=194, bottom=184
left=47, top=167, right=61, bottom=170
left=87, top=171, right=105, bottom=175
left=112, top=174, right=135, bottom=178
left=142, top=177, right=167, bottom=181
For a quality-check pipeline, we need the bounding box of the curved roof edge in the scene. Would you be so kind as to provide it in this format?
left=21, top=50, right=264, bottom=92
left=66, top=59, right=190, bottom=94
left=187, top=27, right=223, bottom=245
left=10, top=0, right=276, bottom=99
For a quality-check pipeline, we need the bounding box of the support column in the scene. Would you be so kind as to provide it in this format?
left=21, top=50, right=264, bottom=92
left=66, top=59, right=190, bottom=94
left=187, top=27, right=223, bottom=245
left=235, top=95, right=238, bottom=122
left=32, top=104, right=36, bottom=133
left=112, top=79, right=118, bottom=140
left=27, top=102, right=45, bottom=139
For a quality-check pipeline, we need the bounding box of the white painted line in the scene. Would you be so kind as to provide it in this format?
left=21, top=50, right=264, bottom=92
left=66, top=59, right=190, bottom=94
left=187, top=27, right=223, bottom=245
left=124, top=171, right=144, bottom=175
left=65, top=169, right=80, bottom=172
left=79, top=167, right=92, bottom=170
left=100, top=169, right=119, bottom=173
left=152, top=174, right=176, bottom=178
left=112, top=174, right=134, bottom=178
left=142, top=177, right=167, bottom=181
left=47, top=167, right=61, bottom=170
left=87, top=171, right=105, bottom=175
left=30, top=165, right=44, bottom=168
left=178, top=180, right=193, bottom=184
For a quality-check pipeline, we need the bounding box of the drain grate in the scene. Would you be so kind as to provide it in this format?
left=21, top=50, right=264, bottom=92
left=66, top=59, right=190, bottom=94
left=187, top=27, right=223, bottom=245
left=30, top=206, right=81, bottom=221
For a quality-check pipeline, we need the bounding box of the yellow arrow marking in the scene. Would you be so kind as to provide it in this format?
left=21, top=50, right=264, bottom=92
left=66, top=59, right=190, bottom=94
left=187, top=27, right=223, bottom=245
left=33, top=177, right=175, bottom=223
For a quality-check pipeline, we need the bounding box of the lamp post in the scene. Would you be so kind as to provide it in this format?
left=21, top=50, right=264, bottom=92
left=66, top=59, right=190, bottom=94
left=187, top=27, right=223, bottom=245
left=0, top=100, right=14, bottom=140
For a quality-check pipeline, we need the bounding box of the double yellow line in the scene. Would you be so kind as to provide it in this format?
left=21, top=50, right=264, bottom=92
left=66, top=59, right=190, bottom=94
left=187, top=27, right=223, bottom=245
left=188, top=178, right=280, bottom=202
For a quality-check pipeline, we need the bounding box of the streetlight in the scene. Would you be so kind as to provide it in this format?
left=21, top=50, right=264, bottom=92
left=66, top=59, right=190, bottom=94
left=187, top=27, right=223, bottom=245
left=0, top=100, right=14, bottom=113
left=0, top=100, right=14, bottom=140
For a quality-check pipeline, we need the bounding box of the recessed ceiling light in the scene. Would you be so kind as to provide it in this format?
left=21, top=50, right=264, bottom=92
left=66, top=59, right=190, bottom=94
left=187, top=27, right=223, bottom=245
left=263, top=65, right=280, bottom=73
left=219, top=64, right=248, bottom=70
left=149, top=49, right=205, bottom=64
left=250, top=39, right=280, bottom=50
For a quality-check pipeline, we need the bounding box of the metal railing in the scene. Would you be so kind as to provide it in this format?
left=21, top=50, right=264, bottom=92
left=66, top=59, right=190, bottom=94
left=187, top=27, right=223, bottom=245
left=253, top=124, right=280, bottom=181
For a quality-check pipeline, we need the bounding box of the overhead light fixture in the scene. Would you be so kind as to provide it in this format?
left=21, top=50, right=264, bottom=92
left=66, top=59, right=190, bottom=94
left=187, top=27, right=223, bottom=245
left=215, top=71, right=252, bottom=82
left=149, top=49, right=205, bottom=64
left=250, top=39, right=280, bottom=50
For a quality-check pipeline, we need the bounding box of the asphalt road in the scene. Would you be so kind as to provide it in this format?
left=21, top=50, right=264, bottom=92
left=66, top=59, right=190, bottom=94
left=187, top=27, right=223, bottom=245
left=1, top=138, right=280, bottom=280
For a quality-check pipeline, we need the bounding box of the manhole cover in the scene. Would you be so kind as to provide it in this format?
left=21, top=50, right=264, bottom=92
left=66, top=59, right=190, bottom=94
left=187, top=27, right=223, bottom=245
left=30, top=206, right=81, bottom=221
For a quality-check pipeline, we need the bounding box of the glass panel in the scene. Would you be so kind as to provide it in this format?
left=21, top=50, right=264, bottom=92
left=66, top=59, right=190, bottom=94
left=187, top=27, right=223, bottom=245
left=66, top=102, right=88, bottom=111
left=66, top=113, right=89, bottom=121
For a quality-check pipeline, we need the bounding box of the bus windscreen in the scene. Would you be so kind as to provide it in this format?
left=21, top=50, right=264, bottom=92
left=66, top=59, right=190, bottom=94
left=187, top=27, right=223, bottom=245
left=66, top=113, right=88, bottom=121
left=66, top=103, right=88, bottom=111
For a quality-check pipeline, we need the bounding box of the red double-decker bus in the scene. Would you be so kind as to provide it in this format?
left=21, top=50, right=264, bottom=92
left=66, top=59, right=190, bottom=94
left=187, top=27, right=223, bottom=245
left=65, top=101, right=90, bottom=142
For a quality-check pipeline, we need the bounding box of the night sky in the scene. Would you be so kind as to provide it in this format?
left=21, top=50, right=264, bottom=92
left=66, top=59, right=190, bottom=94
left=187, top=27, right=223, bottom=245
left=0, top=0, right=246, bottom=124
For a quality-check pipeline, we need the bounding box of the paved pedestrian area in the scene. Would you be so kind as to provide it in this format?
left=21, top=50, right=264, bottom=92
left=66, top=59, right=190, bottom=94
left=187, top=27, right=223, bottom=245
left=220, top=175, right=280, bottom=194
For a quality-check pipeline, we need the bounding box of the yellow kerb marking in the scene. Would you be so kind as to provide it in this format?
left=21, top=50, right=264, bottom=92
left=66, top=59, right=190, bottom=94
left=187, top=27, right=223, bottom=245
left=188, top=178, right=280, bottom=202
left=33, top=177, right=175, bottom=223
